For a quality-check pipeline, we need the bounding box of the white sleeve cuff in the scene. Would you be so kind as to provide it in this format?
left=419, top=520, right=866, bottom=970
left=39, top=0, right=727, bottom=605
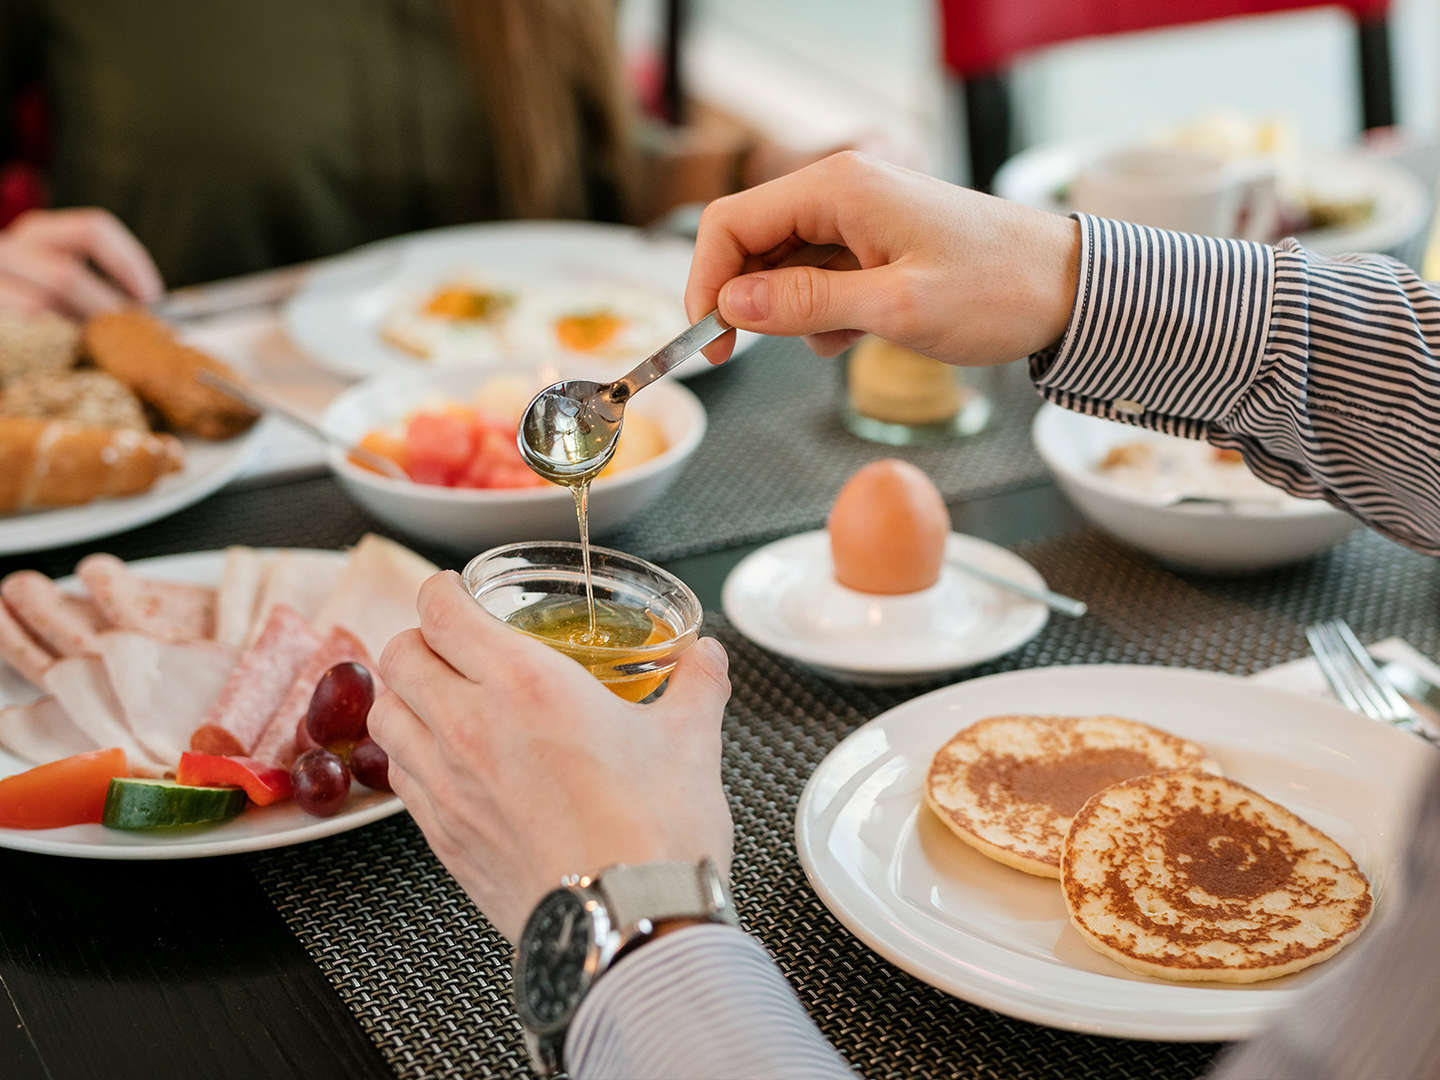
left=566, top=923, right=855, bottom=1080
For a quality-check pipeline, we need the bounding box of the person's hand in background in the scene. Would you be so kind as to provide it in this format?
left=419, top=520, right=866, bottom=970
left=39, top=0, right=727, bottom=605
left=0, top=208, right=163, bottom=318
left=369, top=571, right=735, bottom=942
left=685, top=152, right=1081, bottom=367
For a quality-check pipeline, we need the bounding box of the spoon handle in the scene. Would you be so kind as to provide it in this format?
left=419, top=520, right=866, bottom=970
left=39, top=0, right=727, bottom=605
left=948, top=558, right=1088, bottom=618
left=612, top=242, right=844, bottom=398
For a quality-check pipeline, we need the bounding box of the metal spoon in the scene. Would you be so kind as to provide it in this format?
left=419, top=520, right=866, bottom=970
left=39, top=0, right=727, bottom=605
left=194, top=368, right=408, bottom=480
left=518, top=242, right=842, bottom=485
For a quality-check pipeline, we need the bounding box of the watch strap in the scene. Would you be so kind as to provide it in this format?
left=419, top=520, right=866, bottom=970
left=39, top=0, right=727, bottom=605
left=596, top=859, right=737, bottom=936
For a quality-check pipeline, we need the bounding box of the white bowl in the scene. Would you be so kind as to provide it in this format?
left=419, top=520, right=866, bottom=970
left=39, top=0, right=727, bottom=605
left=324, top=362, right=705, bottom=551
left=1031, top=404, right=1356, bottom=572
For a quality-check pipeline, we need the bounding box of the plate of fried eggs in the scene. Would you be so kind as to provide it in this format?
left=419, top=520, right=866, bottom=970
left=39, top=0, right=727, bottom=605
left=284, top=221, right=759, bottom=381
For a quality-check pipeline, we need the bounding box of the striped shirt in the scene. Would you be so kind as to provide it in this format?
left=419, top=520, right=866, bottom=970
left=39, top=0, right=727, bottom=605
left=564, top=217, right=1440, bottom=1079
left=1032, top=214, right=1440, bottom=554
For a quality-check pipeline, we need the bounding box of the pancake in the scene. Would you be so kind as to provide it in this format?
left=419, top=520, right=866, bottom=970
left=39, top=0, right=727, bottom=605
left=924, top=714, right=1216, bottom=877
left=1062, top=770, right=1373, bottom=983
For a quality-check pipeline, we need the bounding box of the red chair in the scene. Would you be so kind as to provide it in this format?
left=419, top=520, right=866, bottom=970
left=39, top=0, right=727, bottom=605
left=939, top=0, right=1395, bottom=191
left=0, top=84, right=48, bottom=227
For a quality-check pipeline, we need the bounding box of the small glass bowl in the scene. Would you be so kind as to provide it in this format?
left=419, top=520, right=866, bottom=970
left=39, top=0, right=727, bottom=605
left=463, top=541, right=702, bottom=701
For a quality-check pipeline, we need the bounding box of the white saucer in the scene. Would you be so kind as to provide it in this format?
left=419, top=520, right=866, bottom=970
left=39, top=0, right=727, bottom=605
left=721, top=531, right=1049, bottom=684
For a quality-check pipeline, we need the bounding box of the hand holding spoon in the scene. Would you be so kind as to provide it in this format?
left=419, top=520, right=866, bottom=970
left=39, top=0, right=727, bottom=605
left=518, top=242, right=842, bottom=485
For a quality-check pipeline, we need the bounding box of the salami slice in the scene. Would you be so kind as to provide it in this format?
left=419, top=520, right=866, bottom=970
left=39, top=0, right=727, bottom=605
left=250, top=626, right=381, bottom=767
left=191, top=605, right=320, bottom=757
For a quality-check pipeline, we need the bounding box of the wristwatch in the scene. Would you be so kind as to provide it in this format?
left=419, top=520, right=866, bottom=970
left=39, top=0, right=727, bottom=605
left=513, top=858, right=737, bottom=1076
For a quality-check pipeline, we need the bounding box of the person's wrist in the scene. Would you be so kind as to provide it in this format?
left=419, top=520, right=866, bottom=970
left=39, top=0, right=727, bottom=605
left=1034, top=215, right=1082, bottom=352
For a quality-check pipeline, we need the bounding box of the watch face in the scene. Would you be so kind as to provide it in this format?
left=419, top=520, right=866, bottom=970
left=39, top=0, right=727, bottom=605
left=518, top=889, right=596, bottom=1031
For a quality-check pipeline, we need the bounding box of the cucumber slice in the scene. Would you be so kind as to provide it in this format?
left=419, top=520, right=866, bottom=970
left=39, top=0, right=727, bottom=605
left=102, top=778, right=247, bottom=830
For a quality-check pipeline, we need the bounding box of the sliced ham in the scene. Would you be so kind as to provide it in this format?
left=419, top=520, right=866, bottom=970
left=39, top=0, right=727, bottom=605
left=312, top=534, right=438, bottom=662
left=43, top=656, right=167, bottom=777
left=96, top=632, right=237, bottom=767
left=0, top=696, right=95, bottom=766
left=1, top=570, right=107, bottom=657
left=246, top=551, right=344, bottom=646
left=77, top=553, right=216, bottom=643
left=250, top=626, right=381, bottom=767
left=216, top=546, right=267, bottom=649
left=0, top=596, right=55, bottom=687
left=191, top=604, right=320, bottom=757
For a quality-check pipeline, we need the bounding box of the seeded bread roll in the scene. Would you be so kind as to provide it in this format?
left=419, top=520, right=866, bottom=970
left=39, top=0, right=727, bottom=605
left=1, top=370, right=148, bottom=431
left=0, top=310, right=80, bottom=383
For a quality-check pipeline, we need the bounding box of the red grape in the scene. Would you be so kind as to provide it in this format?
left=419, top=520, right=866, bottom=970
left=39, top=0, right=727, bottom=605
left=291, top=748, right=351, bottom=817
left=306, top=662, right=374, bottom=749
left=350, top=737, right=392, bottom=792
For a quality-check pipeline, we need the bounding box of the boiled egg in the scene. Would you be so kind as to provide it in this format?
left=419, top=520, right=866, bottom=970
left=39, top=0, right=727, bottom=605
left=827, top=460, right=948, bottom=594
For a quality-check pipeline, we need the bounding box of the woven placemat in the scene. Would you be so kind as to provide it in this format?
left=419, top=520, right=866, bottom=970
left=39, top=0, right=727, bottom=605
left=602, top=339, right=1049, bottom=561
left=248, top=526, right=1440, bottom=1080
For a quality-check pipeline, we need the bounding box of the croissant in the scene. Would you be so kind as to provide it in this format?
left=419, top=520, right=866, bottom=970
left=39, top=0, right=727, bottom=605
left=82, top=310, right=259, bottom=440
left=0, top=416, right=184, bottom=511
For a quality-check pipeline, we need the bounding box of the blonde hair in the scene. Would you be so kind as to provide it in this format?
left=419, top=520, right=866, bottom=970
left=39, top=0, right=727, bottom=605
left=451, top=0, right=634, bottom=221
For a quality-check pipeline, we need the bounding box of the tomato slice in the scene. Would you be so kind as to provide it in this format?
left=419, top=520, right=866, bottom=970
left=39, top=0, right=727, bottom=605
left=0, top=748, right=128, bottom=829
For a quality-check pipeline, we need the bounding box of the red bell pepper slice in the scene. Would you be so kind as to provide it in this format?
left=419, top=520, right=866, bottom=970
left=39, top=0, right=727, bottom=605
left=176, top=752, right=293, bottom=806
left=0, top=747, right=128, bottom=829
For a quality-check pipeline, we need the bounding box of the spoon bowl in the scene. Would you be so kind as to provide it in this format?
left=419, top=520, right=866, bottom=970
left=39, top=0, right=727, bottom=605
left=517, top=378, right=626, bottom=486
left=517, top=241, right=843, bottom=483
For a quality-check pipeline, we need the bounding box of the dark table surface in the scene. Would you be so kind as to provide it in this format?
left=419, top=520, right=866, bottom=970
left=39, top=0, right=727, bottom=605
left=0, top=461, right=1083, bottom=1080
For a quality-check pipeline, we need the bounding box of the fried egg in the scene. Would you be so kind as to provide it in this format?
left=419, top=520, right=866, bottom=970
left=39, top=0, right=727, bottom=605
left=506, top=283, right=685, bottom=364
left=379, top=277, right=518, bottom=363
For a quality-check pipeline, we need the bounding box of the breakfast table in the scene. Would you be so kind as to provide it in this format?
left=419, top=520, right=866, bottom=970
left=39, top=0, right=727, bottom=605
left=3, top=142, right=1440, bottom=1080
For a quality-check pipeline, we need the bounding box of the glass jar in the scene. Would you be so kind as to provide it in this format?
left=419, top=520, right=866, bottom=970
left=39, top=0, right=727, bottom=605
left=842, top=336, right=992, bottom=445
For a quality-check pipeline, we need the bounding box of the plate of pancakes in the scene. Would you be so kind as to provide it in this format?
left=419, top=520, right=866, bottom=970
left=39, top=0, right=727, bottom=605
left=795, top=665, right=1433, bottom=1040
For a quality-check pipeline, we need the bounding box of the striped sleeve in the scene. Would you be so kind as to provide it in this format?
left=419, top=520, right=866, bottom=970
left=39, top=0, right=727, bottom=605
left=565, top=923, right=856, bottom=1080
left=1031, top=213, right=1440, bottom=554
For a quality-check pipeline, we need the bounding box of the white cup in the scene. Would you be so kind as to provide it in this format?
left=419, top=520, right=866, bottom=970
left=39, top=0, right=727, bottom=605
left=1070, top=147, right=1278, bottom=240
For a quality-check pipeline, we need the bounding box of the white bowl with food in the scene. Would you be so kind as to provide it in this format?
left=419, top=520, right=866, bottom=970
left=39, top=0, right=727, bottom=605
left=1032, top=404, right=1357, bottom=572
left=323, top=362, right=705, bottom=551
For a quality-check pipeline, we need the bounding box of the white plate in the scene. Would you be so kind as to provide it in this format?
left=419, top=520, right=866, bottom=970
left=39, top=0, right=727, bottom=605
left=995, top=142, right=1429, bottom=256
left=0, top=424, right=265, bottom=558
left=283, top=221, right=759, bottom=382
left=722, top=531, right=1049, bottom=684
left=0, top=320, right=272, bottom=557
left=795, top=665, right=1434, bottom=1040
left=0, top=549, right=403, bottom=859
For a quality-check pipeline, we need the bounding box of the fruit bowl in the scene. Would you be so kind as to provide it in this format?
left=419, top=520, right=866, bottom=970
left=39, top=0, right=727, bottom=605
left=323, top=362, right=706, bottom=551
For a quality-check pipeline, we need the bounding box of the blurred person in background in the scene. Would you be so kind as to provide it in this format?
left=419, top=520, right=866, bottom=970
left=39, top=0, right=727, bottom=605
left=0, top=0, right=819, bottom=316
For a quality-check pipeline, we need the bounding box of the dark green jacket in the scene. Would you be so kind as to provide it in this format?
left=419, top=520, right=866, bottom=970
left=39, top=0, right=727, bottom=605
left=2, top=0, right=613, bottom=286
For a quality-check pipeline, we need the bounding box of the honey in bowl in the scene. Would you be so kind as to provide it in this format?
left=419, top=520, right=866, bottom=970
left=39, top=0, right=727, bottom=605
left=504, top=595, right=680, bottom=701
left=464, top=542, right=701, bottom=702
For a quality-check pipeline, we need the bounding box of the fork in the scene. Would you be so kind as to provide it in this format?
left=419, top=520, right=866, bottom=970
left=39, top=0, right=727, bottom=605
left=1304, top=617, right=1426, bottom=736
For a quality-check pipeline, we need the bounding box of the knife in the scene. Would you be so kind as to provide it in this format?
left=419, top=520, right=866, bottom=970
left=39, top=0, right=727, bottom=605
left=148, top=262, right=316, bottom=322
